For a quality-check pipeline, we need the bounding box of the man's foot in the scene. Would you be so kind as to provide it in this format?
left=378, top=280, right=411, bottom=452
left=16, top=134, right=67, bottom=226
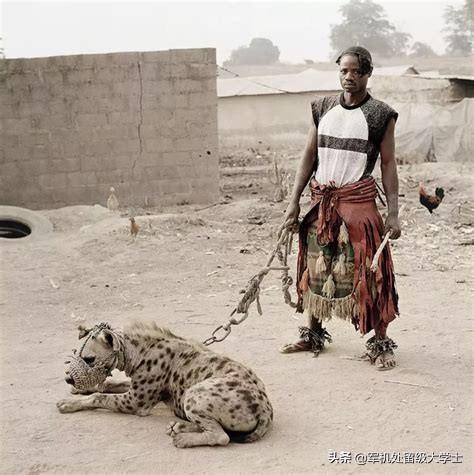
left=280, top=326, right=332, bottom=357
left=280, top=339, right=312, bottom=353
left=364, top=336, right=398, bottom=371
left=374, top=351, right=396, bottom=371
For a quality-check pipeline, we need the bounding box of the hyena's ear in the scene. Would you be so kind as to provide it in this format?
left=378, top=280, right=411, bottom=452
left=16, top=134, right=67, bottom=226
left=100, top=329, right=121, bottom=353
left=78, top=325, right=92, bottom=339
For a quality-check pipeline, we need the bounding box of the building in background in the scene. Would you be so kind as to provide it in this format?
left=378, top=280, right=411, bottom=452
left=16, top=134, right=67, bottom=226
left=218, top=66, right=473, bottom=163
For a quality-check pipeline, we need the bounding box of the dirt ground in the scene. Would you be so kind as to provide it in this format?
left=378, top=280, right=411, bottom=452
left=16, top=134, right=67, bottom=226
left=1, top=154, right=473, bottom=474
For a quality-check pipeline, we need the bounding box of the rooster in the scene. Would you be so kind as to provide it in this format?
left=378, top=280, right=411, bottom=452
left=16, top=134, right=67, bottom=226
left=419, top=182, right=445, bottom=214
left=106, top=187, right=119, bottom=211
left=129, top=217, right=140, bottom=239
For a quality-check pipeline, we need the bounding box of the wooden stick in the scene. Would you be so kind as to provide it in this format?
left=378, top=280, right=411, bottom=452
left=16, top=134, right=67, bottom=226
left=370, top=232, right=391, bottom=272
left=384, top=380, right=433, bottom=389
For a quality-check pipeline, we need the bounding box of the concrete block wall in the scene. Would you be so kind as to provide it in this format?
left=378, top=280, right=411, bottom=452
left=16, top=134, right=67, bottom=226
left=0, top=49, right=219, bottom=209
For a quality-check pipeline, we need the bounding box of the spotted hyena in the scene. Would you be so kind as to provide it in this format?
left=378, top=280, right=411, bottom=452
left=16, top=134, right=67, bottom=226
left=57, top=321, right=273, bottom=447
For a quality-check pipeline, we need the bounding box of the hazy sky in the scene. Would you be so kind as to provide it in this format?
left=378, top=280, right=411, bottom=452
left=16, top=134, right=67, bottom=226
left=1, top=0, right=464, bottom=63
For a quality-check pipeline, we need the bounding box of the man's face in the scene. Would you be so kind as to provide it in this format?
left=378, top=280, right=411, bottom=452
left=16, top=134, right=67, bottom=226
left=338, top=54, right=371, bottom=93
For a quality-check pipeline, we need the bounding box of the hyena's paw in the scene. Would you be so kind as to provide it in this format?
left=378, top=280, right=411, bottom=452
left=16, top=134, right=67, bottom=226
left=70, top=387, right=94, bottom=395
left=166, top=420, right=200, bottom=437
left=172, top=433, right=198, bottom=448
left=172, top=431, right=230, bottom=448
left=57, top=398, right=82, bottom=413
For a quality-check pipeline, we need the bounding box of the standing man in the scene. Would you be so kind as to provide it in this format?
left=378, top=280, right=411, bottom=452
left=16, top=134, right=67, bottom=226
left=280, top=46, right=401, bottom=370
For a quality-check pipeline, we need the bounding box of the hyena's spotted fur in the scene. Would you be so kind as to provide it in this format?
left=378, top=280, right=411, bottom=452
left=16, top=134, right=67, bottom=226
left=57, top=321, right=273, bottom=448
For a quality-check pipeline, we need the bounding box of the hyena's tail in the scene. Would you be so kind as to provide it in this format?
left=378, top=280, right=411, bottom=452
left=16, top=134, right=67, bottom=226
left=228, top=403, right=273, bottom=443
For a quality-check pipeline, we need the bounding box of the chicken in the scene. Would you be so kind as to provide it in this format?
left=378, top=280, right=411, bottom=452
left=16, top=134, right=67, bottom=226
left=129, top=217, right=140, bottom=239
left=106, top=187, right=119, bottom=211
left=419, top=182, right=445, bottom=214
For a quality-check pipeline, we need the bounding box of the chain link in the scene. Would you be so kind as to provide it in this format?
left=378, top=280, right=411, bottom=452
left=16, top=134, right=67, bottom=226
left=203, top=227, right=298, bottom=346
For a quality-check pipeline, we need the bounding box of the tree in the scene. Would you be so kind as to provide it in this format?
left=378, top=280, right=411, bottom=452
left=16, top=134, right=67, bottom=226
left=409, top=42, right=438, bottom=57
left=443, top=0, right=473, bottom=55
left=225, top=38, right=280, bottom=66
left=329, top=0, right=411, bottom=58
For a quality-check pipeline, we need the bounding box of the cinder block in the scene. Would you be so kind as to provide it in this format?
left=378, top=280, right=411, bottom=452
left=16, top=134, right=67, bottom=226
left=140, top=62, right=171, bottom=81
left=140, top=151, right=163, bottom=166
left=1, top=117, right=32, bottom=133
left=23, top=158, right=53, bottom=176
left=75, top=54, right=100, bottom=69
left=141, top=51, right=171, bottom=64
left=169, top=49, right=208, bottom=64
left=50, top=158, right=81, bottom=173
left=161, top=151, right=191, bottom=167
left=55, top=55, right=80, bottom=69
left=111, top=139, right=140, bottom=155
left=38, top=172, right=68, bottom=189
left=201, top=77, right=217, bottom=92
left=80, top=156, right=115, bottom=172
left=95, top=168, right=129, bottom=185
left=20, top=131, right=52, bottom=147
left=64, top=69, right=95, bottom=84
left=107, top=111, right=133, bottom=125
left=173, top=137, right=214, bottom=152
left=186, top=92, right=207, bottom=109
left=41, top=113, right=74, bottom=129
left=2, top=161, right=20, bottom=178
left=141, top=79, right=171, bottom=95
left=67, top=171, right=97, bottom=188
left=75, top=113, right=109, bottom=128
left=160, top=178, right=191, bottom=195
left=185, top=63, right=216, bottom=79
left=6, top=58, right=28, bottom=75
left=143, top=137, right=173, bottom=154
left=114, top=81, right=141, bottom=96
left=1, top=134, right=20, bottom=148
left=159, top=93, right=190, bottom=109
left=172, top=79, right=203, bottom=94
left=202, top=49, right=216, bottom=64
left=110, top=52, right=140, bottom=66
left=92, top=125, right=137, bottom=141
left=93, top=96, right=131, bottom=114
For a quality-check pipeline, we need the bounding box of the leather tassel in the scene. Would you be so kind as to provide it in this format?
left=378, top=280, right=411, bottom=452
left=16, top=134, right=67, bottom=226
left=322, top=274, right=336, bottom=298
left=338, top=221, right=349, bottom=245
left=333, top=254, right=347, bottom=276
left=299, top=268, right=309, bottom=292
left=315, top=251, right=327, bottom=274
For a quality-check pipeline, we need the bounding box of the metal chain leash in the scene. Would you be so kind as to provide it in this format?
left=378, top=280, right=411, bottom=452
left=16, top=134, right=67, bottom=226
left=203, top=227, right=298, bottom=346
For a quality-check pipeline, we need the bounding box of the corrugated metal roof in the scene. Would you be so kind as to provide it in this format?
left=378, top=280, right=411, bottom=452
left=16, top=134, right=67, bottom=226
left=217, top=69, right=340, bottom=97
left=218, top=66, right=419, bottom=98
left=415, top=72, right=474, bottom=81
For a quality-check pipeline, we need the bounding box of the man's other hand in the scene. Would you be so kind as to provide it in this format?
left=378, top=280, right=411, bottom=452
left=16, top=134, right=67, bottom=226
left=279, top=201, right=300, bottom=238
left=385, top=213, right=401, bottom=239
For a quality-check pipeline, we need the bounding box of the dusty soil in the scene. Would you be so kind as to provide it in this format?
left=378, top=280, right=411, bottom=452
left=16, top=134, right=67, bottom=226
left=1, top=155, right=473, bottom=474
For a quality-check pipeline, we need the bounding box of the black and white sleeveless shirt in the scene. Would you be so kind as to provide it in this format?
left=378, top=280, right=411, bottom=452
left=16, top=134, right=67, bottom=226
left=311, top=93, right=398, bottom=187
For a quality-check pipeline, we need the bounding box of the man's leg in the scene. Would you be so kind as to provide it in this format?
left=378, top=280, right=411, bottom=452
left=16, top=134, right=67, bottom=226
left=280, top=316, right=331, bottom=356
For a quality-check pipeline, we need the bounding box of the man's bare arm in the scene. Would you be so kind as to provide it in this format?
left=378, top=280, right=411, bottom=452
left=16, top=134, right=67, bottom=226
left=289, top=123, right=318, bottom=204
left=280, top=123, right=317, bottom=232
left=380, top=118, right=401, bottom=239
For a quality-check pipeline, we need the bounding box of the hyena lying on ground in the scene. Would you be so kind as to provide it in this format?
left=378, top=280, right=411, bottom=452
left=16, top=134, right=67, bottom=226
left=57, top=321, right=273, bottom=448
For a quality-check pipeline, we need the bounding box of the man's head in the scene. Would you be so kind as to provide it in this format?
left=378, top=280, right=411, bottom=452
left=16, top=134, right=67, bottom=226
left=336, top=46, right=373, bottom=94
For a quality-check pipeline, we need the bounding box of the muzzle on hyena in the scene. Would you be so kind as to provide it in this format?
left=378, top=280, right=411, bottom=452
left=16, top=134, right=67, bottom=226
left=57, top=321, right=273, bottom=448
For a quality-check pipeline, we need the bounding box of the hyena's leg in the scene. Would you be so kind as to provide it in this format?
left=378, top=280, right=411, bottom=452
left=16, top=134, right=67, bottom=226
left=166, top=420, right=201, bottom=437
left=101, top=380, right=131, bottom=393
left=170, top=390, right=230, bottom=448
left=57, top=388, right=154, bottom=416
left=172, top=414, right=230, bottom=448
left=70, top=379, right=131, bottom=395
